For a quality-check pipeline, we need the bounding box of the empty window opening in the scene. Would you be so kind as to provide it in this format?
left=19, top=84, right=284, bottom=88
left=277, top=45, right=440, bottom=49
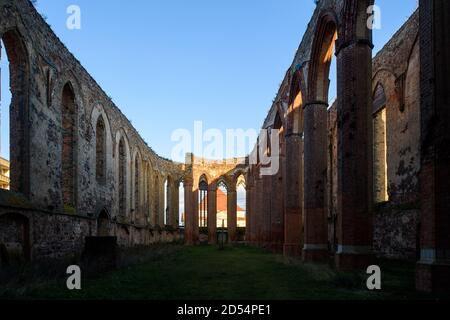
left=97, top=209, right=109, bottom=237
left=164, top=178, right=169, bottom=225
left=118, top=138, right=127, bottom=216
left=309, top=17, right=337, bottom=108
left=153, top=175, right=159, bottom=225
left=146, top=166, right=152, bottom=224
left=236, top=175, right=246, bottom=228
left=61, top=83, right=76, bottom=209
left=95, top=116, right=106, bottom=184
left=198, top=178, right=208, bottom=228
left=373, top=84, right=389, bottom=203
left=179, top=181, right=185, bottom=227
left=0, top=40, right=10, bottom=190
left=134, top=155, right=140, bottom=219
left=216, top=181, right=228, bottom=229
left=1, top=31, right=29, bottom=194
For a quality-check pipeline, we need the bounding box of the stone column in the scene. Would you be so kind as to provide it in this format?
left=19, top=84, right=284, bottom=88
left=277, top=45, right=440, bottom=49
left=416, top=0, right=450, bottom=293
left=249, top=173, right=257, bottom=245
left=303, top=101, right=328, bottom=262
left=184, top=179, right=197, bottom=245
left=246, top=178, right=253, bottom=243
left=171, top=183, right=179, bottom=227
left=335, top=31, right=374, bottom=271
left=269, top=173, right=277, bottom=252
left=262, top=173, right=272, bottom=248
left=207, top=183, right=217, bottom=244
left=284, top=134, right=304, bottom=257
left=255, top=172, right=263, bottom=246
left=166, top=181, right=172, bottom=226
left=227, top=186, right=237, bottom=243
left=159, top=182, right=165, bottom=227
left=270, top=148, right=285, bottom=253
left=193, top=189, right=199, bottom=244
left=152, top=177, right=158, bottom=226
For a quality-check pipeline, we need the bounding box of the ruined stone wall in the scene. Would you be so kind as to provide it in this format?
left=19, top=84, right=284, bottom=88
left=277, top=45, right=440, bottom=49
left=189, top=154, right=248, bottom=189
left=0, top=0, right=184, bottom=261
left=370, top=11, right=420, bottom=259
left=373, top=207, right=419, bottom=260
left=248, top=2, right=420, bottom=260
left=183, top=154, right=248, bottom=245
left=327, top=102, right=338, bottom=251
left=372, top=11, right=421, bottom=206
left=0, top=208, right=181, bottom=262
left=0, top=0, right=423, bottom=263
left=246, top=0, right=342, bottom=256
left=326, top=11, right=420, bottom=259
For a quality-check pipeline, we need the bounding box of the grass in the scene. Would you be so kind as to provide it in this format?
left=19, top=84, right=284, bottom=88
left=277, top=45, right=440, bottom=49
left=0, top=245, right=439, bottom=300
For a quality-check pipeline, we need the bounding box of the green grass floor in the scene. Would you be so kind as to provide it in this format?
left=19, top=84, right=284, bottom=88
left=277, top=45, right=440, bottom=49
left=0, top=245, right=437, bottom=300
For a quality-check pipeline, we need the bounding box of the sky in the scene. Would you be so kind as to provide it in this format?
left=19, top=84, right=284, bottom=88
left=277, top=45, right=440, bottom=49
left=1, top=0, right=418, bottom=161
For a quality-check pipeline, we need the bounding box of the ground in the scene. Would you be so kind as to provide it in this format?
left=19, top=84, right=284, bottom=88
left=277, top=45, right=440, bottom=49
left=1, top=244, right=435, bottom=300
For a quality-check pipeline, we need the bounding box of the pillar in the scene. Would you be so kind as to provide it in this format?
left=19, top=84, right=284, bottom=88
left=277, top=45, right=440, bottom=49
left=246, top=178, right=253, bottom=243
left=270, top=145, right=285, bottom=253
left=207, top=183, right=217, bottom=244
left=159, top=181, right=165, bottom=226
left=284, top=134, right=304, bottom=257
left=184, top=179, right=197, bottom=245
left=335, top=17, right=374, bottom=270
left=170, top=183, right=179, bottom=227
left=152, top=177, right=159, bottom=226
left=416, top=0, right=450, bottom=293
left=255, top=172, right=263, bottom=246
left=227, top=186, right=237, bottom=243
left=303, top=101, right=328, bottom=262
left=252, top=172, right=259, bottom=246
left=262, top=173, right=272, bottom=248
left=250, top=172, right=258, bottom=245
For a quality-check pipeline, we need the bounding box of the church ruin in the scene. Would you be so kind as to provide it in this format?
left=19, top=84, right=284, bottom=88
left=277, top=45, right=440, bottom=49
left=0, top=0, right=449, bottom=293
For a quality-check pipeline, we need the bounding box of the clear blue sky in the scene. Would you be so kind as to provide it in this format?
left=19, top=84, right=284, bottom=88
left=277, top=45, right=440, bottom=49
left=1, top=0, right=417, bottom=161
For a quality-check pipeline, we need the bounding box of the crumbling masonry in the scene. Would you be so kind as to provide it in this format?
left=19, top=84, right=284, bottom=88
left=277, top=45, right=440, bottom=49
left=0, top=0, right=449, bottom=293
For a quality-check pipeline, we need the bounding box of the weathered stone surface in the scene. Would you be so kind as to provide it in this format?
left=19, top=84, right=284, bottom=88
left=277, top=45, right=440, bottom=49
left=0, top=0, right=184, bottom=260
left=1, top=0, right=446, bottom=293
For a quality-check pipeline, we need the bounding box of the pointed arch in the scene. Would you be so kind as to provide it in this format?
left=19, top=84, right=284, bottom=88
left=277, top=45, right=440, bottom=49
left=232, top=168, right=247, bottom=187
left=145, top=161, right=153, bottom=224
left=198, top=175, right=209, bottom=229
left=303, top=10, right=339, bottom=262
left=0, top=29, right=30, bottom=195
left=216, top=177, right=228, bottom=228
left=372, top=82, right=388, bottom=203
left=236, top=174, right=247, bottom=229
left=115, top=130, right=131, bottom=218
left=153, top=171, right=160, bottom=225
left=270, top=111, right=285, bottom=160
left=141, top=160, right=149, bottom=224
left=163, top=176, right=170, bottom=225
left=97, top=207, right=110, bottom=236
left=96, top=116, right=106, bottom=183
left=236, top=174, right=246, bottom=190
left=216, top=176, right=228, bottom=191
left=91, top=104, right=113, bottom=186
left=274, top=111, right=283, bottom=131
left=178, top=179, right=185, bottom=227
left=131, top=148, right=142, bottom=222
left=61, top=82, right=78, bottom=209
left=287, top=69, right=305, bottom=135
left=373, top=82, right=387, bottom=113
left=308, top=11, right=338, bottom=103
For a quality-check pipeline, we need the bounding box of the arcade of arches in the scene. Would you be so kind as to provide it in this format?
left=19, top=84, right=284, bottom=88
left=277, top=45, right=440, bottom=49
left=0, top=0, right=449, bottom=293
